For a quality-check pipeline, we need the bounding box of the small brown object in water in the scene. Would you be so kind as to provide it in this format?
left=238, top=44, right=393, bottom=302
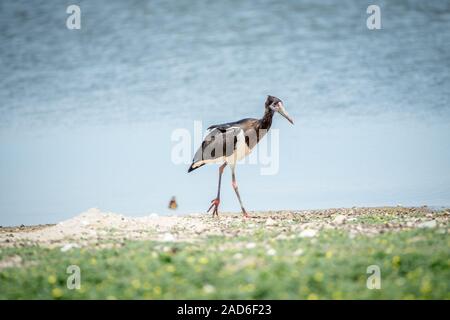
left=168, top=196, right=178, bottom=210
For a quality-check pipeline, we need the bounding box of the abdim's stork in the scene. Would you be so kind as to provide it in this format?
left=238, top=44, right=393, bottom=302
left=188, top=95, right=294, bottom=217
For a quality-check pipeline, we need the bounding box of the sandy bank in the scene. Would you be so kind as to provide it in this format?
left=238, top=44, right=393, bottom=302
left=0, top=207, right=448, bottom=250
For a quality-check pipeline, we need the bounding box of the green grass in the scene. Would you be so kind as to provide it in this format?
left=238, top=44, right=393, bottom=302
left=0, top=228, right=448, bottom=299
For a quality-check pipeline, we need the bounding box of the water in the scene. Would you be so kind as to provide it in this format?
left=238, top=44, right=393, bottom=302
left=1, top=0, right=450, bottom=225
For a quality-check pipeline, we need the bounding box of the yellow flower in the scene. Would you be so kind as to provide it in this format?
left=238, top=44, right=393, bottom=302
left=392, top=256, right=401, bottom=268
left=199, top=257, right=209, bottom=265
left=332, top=291, right=343, bottom=299
left=238, top=284, right=255, bottom=292
left=299, top=286, right=309, bottom=294
left=313, top=272, right=324, bottom=282
left=143, top=282, right=151, bottom=290
left=420, top=280, right=432, bottom=295
left=325, top=251, right=333, bottom=259
left=131, top=279, right=141, bottom=289
left=51, top=288, right=63, bottom=299
left=307, top=293, right=319, bottom=300
left=143, top=292, right=153, bottom=299
left=90, top=258, right=97, bottom=266
left=153, top=286, right=162, bottom=295
left=47, top=275, right=57, bottom=285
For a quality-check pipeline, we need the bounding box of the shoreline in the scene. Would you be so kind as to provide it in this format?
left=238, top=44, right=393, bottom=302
left=1, top=204, right=447, bottom=230
left=1, top=206, right=448, bottom=249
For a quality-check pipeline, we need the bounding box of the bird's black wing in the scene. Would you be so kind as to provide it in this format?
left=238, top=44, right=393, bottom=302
left=188, top=118, right=259, bottom=172
left=188, top=126, right=243, bottom=172
left=207, top=118, right=255, bottom=132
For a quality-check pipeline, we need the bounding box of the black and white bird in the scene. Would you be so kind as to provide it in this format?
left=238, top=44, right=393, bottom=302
left=188, top=95, right=294, bottom=217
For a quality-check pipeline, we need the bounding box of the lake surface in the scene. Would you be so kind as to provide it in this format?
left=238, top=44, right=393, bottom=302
left=1, top=0, right=449, bottom=225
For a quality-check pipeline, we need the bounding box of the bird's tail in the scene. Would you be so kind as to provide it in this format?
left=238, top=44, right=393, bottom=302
left=188, top=162, right=204, bottom=173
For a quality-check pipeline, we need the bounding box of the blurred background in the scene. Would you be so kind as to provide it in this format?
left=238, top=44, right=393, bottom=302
left=1, top=0, right=449, bottom=225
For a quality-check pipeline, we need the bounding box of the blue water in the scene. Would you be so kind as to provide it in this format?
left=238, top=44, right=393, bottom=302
left=1, top=0, right=450, bottom=225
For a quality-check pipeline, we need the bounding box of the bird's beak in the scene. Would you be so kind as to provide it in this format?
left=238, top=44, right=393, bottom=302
left=276, top=102, right=294, bottom=125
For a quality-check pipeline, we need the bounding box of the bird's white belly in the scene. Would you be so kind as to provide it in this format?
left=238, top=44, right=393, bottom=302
left=225, top=130, right=252, bottom=165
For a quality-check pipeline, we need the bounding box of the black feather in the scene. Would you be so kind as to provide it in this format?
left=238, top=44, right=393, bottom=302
left=188, top=162, right=204, bottom=173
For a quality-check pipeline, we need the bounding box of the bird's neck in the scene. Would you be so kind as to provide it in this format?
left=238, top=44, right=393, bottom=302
left=259, top=108, right=274, bottom=130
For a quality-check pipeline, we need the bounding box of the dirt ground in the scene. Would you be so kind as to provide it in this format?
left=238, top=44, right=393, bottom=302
left=0, top=206, right=448, bottom=250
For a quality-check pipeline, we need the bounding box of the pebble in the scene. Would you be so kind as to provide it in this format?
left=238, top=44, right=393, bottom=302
left=60, top=243, right=79, bottom=252
left=417, top=220, right=437, bottom=228
left=299, top=229, right=318, bottom=238
left=332, top=215, right=346, bottom=225
left=162, top=233, right=176, bottom=242
left=246, top=242, right=256, bottom=249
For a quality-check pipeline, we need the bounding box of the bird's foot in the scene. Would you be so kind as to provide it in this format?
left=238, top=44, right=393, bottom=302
left=207, top=198, right=220, bottom=217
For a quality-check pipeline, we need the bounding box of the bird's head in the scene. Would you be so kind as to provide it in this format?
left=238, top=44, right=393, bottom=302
left=265, top=95, right=294, bottom=125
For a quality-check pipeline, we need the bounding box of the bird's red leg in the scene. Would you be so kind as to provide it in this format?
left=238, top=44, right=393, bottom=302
left=231, top=167, right=249, bottom=218
left=207, top=198, right=220, bottom=216
left=207, top=163, right=226, bottom=217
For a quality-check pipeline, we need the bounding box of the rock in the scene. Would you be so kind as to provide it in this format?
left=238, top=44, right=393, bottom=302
left=332, top=215, right=346, bottom=224
left=162, top=233, right=176, bottom=242
left=299, top=229, right=318, bottom=238
left=293, top=248, right=304, bottom=256
left=60, top=243, right=79, bottom=252
left=275, top=234, right=288, bottom=240
left=265, top=218, right=276, bottom=226
left=266, top=248, right=276, bottom=256
left=417, top=220, right=437, bottom=228
left=246, top=242, right=256, bottom=249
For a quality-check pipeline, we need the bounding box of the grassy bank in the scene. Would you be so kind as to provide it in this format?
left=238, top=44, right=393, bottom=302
left=0, top=207, right=448, bottom=299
